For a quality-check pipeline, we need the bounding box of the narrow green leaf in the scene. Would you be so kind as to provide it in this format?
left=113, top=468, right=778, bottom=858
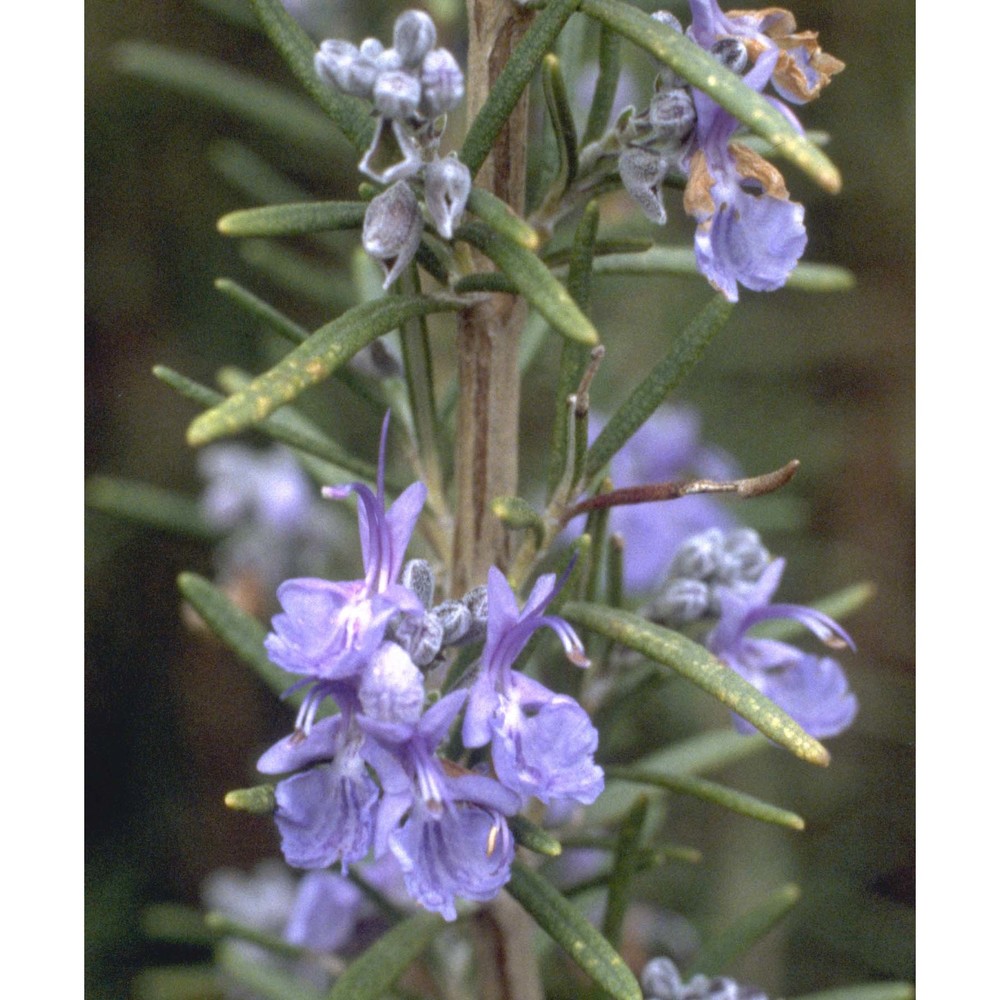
left=223, top=784, right=276, bottom=814
left=603, top=765, right=805, bottom=830
left=215, top=278, right=309, bottom=344
left=548, top=201, right=600, bottom=496
left=143, top=904, right=217, bottom=947
left=466, top=187, right=540, bottom=250
left=585, top=294, right=732, bottom=480
left=205, top=912, right=306, bottom=961
left=457, top=220, right=598, bottom=347
left=688, top=883, right=801, bottom=976
left=492, top=495, right=546, bottom=546
left=752, top=581, right=876, bottom=641
left=506, top=862, right=643, bottom=1000
left=460, top=0, right=582, bottom=177
left=133, top=965, right=219, bottom=1000
left=177, top=572, right=293, bottom=702
left=578, top=0, right=841, bottom=192
left=239, top=239, right=355, bottom=309
left=542, top=54, right=579, bottom=194
left=86, top=476, right=214, bottom=540
left=453, top=272, right=518, bottom=295
left=589, top=247, right=856, bottom=292
left=542, top=237, right=653, bottom=265
left=791, top=985, right=915, bottom=1000
left=326, top=910, right=440, bottom=1000
left=216, top=940, right=326, bottom=1000
left=247, top=0, right=374, bottom=151
left=582, top=21, right=623, bottom=146
left=187, top=296, right=462, bottom=446
left=509, top=814, right=563, bottom=857
left=218, top=200, right=367, bottom=237
left=113, top=42, right=347, bottom=160
left=602, top=796, right=648, bottom=949
left=215, top=366, right=382, bottom=484
left=197, top=0, right=258, bottom=29
left=562, top=602, right=831, bottom=766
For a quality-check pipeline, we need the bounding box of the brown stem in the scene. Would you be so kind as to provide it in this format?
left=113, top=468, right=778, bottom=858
left=451, top=1, right=534, bottom=597
left=561, top=459, right=801, bottom=524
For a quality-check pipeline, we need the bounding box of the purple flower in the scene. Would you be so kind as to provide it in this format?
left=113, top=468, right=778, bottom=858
left=359, top=689, right=520, bottom=920
left=260, top=718, right=381, bottom=871
left=284, top=870, right=366, bottom=954
left=264, top=415, right=426, bottom=732
left=463, top=568, right=604, bottom=807
left=706, top=558, right=858, bottom=738
left=683, top=48, right=806, bottom=301
left=592, top=406, right=740, bottom=594
left=686, top=1, right=844, bottom=105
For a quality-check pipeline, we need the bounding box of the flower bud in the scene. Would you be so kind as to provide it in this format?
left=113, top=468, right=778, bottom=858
left=718, top=528, right=769, bottom=584
left=362, top=180, right=423, bottom=289
left=420, top=48, right=465, bottom=117
left=650, top=10, right=683, bottom=34
left=710, top=37, right=749, bottom=75
left=373, top=69, right=422, bottom=119
left=619, top=146, right=671, bottom=225
left=424, top=154, right=471, bottom=239
left=640, top=956, right=684, bottom=1000
left=393, top=10, right=437, bottom=67
left=401, top=558, right=435, bottom=608
left=432, top=600, right=472, bottom=645
left=648, top=87, right=696, bottom=142
left=359, top=641, right=425, bottom=724
left=374, top=47, right=403, bottom=75
left=314, top=39, right=360, bottom=93
left=651, top=577, right=711, bottom=624
left=668, top=528, right=725, bottom=581
left=393, top=612, right=445, bottom=667
left=461, top=584, right=488, bottom=642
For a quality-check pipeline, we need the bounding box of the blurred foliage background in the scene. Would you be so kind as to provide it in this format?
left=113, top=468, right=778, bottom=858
left=85, top=1, right=914, bottom=997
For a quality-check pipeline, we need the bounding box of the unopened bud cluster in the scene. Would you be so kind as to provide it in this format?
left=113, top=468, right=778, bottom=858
left=315, top=10, right=470, bottom=287
left=641, top=956, right=767, bottom=1000
left=648, top=527, right=770, bottom=626
left=388, top=559, right=489, bottom=667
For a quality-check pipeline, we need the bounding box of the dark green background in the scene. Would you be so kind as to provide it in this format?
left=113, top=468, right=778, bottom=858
left=86, top=2, right=914, bottom=996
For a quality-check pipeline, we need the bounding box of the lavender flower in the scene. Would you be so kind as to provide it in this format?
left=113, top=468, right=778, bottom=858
left=686, top=1, right=844, bottom=105
left=359, top=689, right=520, bottom=920
left=683, top=48, right=807, bottom=300
left=264, top=415, right=426, bottom=733
left=706, top=557, right=858, bottom=738
left=463, top=568, right=604, bottom=807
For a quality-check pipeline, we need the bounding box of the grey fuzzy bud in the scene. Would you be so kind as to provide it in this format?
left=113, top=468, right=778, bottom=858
left=650, top=11, right=683, bottom=34
left=710, top=37, right=749, bottom=74
left=401, top=558, right=435, bottom=608
left=424, top=154, right=471, bottom=239
left=359, top=641, right=425, bottom=724
left=652, top=578, right=711, bottom=625
left=718, top=528, right=769, bottom=584
left=359, top=38, right=384, bottom=60
left=648, top=88, right=695, bottom=142
left=668, top=528, right=725, bottom=581
left=619, top=146, right=670, bottom=225
left=640, top=956, right=684, bottom=1000
left=314, top=39, right=360, bottom=93
left=362, top=180, right=423, bottom=289
left=393, top=613, right=444, bottom=667
left=374, top=48, right=404, bottom=75
left=461, top=584, right=488, bottom=643
left=432, top=600, right=472, bottom=645
left=420, top=48, right=465, bottom=117
left=373, top=69, right=422, bottom=119
left=394, top=10, right=437, bottom=67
